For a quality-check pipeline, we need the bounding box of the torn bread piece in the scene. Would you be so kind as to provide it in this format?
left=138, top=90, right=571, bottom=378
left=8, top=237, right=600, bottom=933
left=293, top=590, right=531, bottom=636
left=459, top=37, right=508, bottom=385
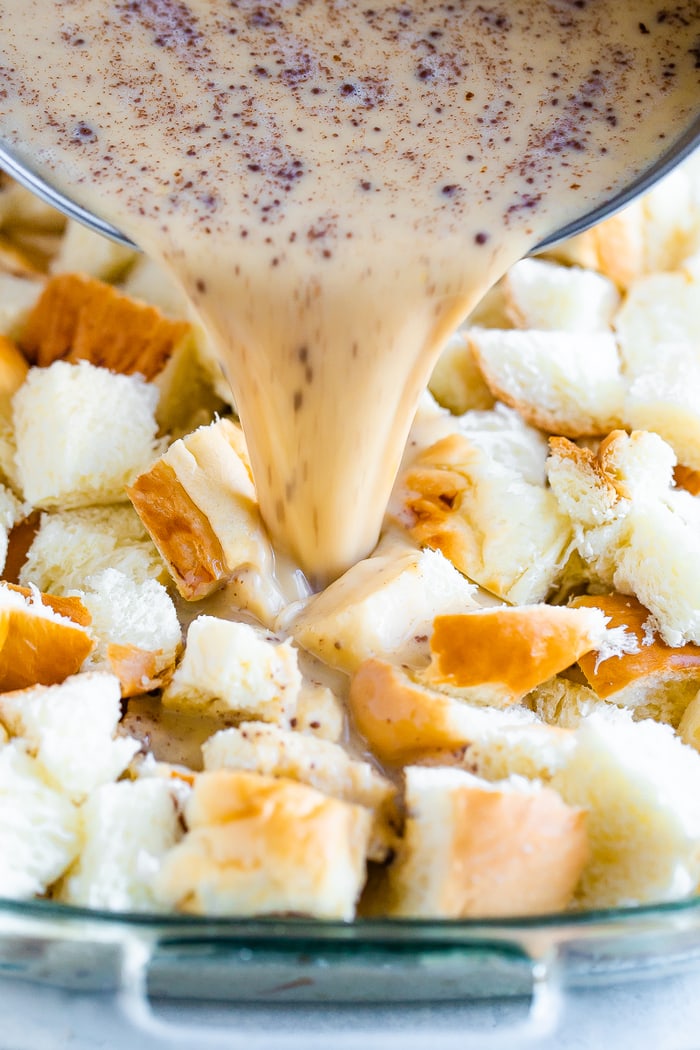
left=13, top=360, right=165, bottom=509
left=71, top=569, right=182, bottom=696
left=391, top=426, right=573, bottom=605
left=548, top=432, right=700, bottom=646
left=527, top=675, right=608, bottom=729
left=18, top=505, right=166, bottom=595
left=503, top=258, right=620, bottom=332
left=129, top=417, right=282, bottom=624
left=155, top=769, right=372, bottom=919
left=421, top=605, right=610, bottom=707
left=428, top=329, right=496, bottom=415
left=541, top=203, right=645, bottom=288
left=18, top=272, right=191, bottom=378
left=202, top=722, right=397, bottom=860
left=468, top=329, right=624, bottom=437
left=0, top=742, right=80, bottom=899
left=552, top=708, right=700, bottom=908
left=162, top=617, right=301, bottom=727
left=290, top=541, right=477, bottom=674
left=0, top=484, right=23, bottom=572
left=0, top=582, right=94, bottom=691
left=571, top=594, right=700, bottom=726
left=58, top=778, right=182, bottom=912
left=348, top=658, right=573, bottom=778
left=49, top=220, right=137, bottom=282
left=294, top=679, right=344, bottom=742
left=373, top=767, right=587, bottom=918
left=0, top=672, right=139, bottom=802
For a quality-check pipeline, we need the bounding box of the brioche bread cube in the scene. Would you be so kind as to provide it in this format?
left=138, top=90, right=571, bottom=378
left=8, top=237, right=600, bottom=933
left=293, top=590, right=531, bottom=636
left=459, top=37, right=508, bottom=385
left=58, top=778, right=182, bottom=911
left=420, top=604, right=610, bottom=708
left=348, top=658, right=574, bottom=778
left=0, top=672, right=139, bottom=802
left=163, top=617, right=301, bottom=726
left=202, top=722, right=396, bottom=860
left=571, top=594, right=700, bottom=725
left=527, top=676, right=605, bottom=729
left=552, top=709, right=700, bottom=907
left=0, top=742, right=80, bottom=899
left=50, top=220, right=137, bottom=282
left=294, top=679, right=344, bottom=742
left=468, top=329, right=624, bottom=437
left=0, top=582, right=94, bottom=691
left=18, top=272, right=191, bottom=378
left=290, top=542, right=477, bottom=674
left=13, top=360, right=164, bottom=509
left=376, top=767, right=587, bottom=918
left=129, top=418, right=282, bottom=624
left=393, top=428, right=573, bottom=605
left=19, top=505, right=165, bottom=594
left=0, top=272, right=45, bottom=340
left=72, top=568, right=181, bottom=695
left=156, top=769, right=372, bottom=918
left=503, top=258, right=620, bottom=332
left=541, top=203, right=645, bottom=288
left=428, top=329, right=496, bottom=415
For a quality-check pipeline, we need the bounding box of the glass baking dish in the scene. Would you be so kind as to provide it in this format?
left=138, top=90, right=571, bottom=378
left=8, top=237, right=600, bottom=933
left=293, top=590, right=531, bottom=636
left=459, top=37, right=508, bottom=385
left=2, top=895, right=700, bottom=1045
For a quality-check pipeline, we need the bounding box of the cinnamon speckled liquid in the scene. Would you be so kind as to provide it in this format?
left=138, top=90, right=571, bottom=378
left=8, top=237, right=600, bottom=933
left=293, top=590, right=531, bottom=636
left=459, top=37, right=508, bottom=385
left=0, top=1, right=698, bottom=583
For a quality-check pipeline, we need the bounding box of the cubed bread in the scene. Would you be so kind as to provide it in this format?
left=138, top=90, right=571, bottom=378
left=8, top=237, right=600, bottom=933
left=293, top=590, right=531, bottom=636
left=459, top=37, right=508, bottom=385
left=156, top=770, right=372, bottom=919
left=552, top=709, right=700, bottom=907
left=468, top=329, right=624, bottom=437
left=72, top=568, right=182, bottom=695
left=541, top=203, right=645, bottom=288
left=294, top=679, right=344, bottom=741
left=0, top=672, right=139, bottom=801
left=392, top=427, right=573, bottom=605
left=571, top=594, right=700, bottom=725
left=0, top=272, right=45, bottom=340
left=0, top=742, right=80, bottom=898
left=18, top=272, right=191, bottom=378
left=420, top=605, right=610, bottom=707
left=13, top=360, right=165, bottom=509
left=162, top=617, right=301, bottom=726
left=18, top=505, right=165, bottom=594
left=375, top=767, right=587, bottom=918
left=547, top=432, right=700, bottom=645
left=428, top=329, right=496, bottom=415
left=0, top=582, right=94, bottom=691
left=290, top=541, right=477, bottom=673
left=128, top=418, right=282, bottom=624
left=527, top=675, right=608, bottom=729
left=49, top=220, right=137, bottom=282
left=348, top=658, right=574, bottom=778
left=202, top=722, right=396, bottom=860
left=503, top=258, right=620, bottom=331
left=58, top=778, right=182, bottom=911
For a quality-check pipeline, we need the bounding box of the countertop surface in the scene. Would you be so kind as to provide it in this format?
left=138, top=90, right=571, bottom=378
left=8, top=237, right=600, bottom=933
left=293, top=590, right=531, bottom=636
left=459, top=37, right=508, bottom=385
left=2, top=962, right=700, bottom=1050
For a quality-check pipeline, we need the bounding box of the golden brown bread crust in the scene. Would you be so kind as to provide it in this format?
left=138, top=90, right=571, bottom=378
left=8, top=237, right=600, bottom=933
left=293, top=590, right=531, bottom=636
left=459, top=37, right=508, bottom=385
left=572, top=593, right=700, bottom=698
left=2, top=512, right=40, bottom=585
left=106, top=643, right=163, bottom=697
left=440, top=783, right=588, bottom=917
left=18, top=273, right=190, bottom=378
left=393, top=433, right=478, bottom=569
left=0, top=602, right=94, bottom=691
left=0, top=333, right=29, bottom=407
left=4, top=582, right=92, bottom=627
left=548, top=433, right=631, bottom=502
left=674, top=464, right=700, bottom=497
left=349, top=658, right=473, bottom=764
left=128, top=460, right=229, bottom=601
left=425, top=606, right=604, bottom=702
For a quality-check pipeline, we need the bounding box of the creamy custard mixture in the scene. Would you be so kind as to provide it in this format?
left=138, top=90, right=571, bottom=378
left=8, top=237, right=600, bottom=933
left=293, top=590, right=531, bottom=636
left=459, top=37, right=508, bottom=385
left=0, top=1, right=698, bottom=583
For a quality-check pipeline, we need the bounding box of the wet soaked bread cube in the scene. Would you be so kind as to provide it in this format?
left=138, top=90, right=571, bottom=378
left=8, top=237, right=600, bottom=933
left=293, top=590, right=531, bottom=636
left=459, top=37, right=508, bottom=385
left=503, top=258, right=620, bottom=331
left=156, top=770, right=372, bottom=919
left=162, top=617, right=301, bottom=726
left=290, top=542, right=477, bottom=673
left=202, top=722, right=396, bottom=860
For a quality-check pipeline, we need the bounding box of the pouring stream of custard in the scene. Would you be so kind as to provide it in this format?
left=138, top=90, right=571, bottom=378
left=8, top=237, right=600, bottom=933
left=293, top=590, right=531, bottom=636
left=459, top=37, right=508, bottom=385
left=0, top=1, right=697, bottom=584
